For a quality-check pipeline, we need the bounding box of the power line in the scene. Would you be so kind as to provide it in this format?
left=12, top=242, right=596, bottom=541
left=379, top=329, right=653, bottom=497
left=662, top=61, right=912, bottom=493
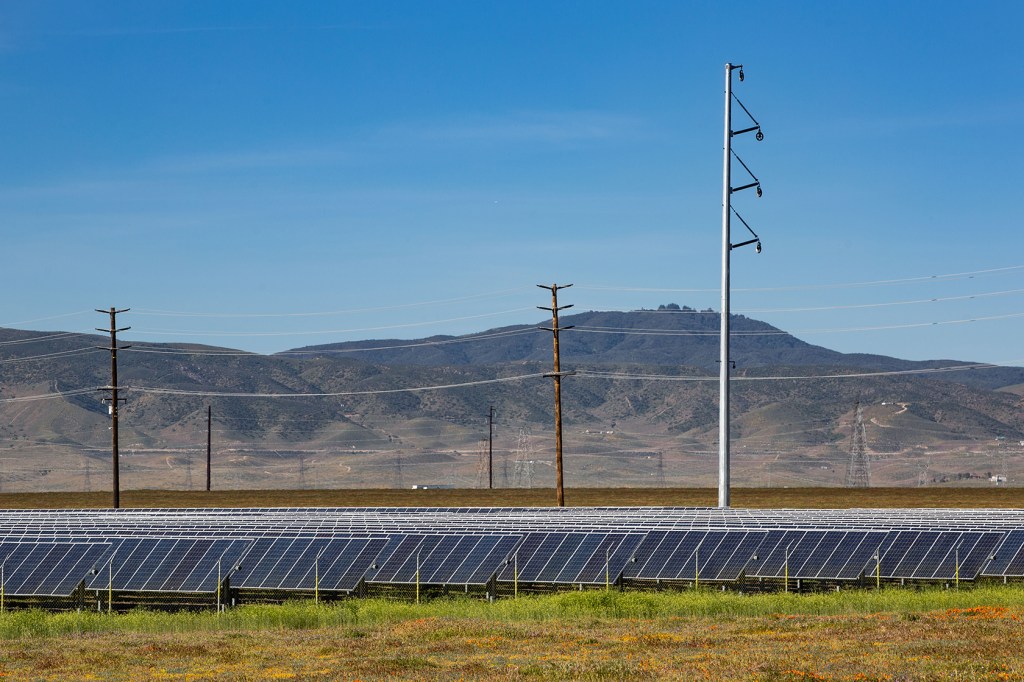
left=736, top=288, right=1024, bottom=313
left=0, top=311, right=93, bottom=327
left=131, top=287, right=531, bottom=318
left=0, top=388, right=97, bottom=404
left=577, top=361, right=1020, bottom=382
left=0, top=348, right=101, bottom=364
left=276, top=328, right=536, bottom=355
left=121, top=327, right=537, bottom=358
left=5, top=358, right=1018, bottom=406
left=129, top=372, right=548, bottom=398
left=569, top=310, right=1024, bottom=337
left=576, top=264, right=1024, bottom=294
left=573, top=287, right=1024, bottom=316
left=128, top=307, right=536, bottom=337
left=0, top=332, right=91, bottom=347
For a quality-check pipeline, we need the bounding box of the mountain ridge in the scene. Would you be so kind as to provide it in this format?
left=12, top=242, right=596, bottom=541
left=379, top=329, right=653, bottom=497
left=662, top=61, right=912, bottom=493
left=0, top=309, right=1021, bottom=490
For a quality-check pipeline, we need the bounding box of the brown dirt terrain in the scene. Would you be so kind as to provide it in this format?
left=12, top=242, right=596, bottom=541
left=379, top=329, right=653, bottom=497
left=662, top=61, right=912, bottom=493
left=1, top=486, right=1023, bottom=509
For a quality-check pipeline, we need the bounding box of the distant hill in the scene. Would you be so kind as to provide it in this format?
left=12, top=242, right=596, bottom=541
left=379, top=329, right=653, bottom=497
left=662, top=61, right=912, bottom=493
left=288, top=308, right=1024, bottom=391
left=0, top=309, right=1022, bottom=491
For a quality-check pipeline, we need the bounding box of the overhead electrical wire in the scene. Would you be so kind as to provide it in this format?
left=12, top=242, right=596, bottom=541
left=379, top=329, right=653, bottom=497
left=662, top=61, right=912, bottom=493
left=0, top=387, right=96, bottom=404
left=734, top=288, right=1024, bottom=314
left=128, top=307, right=537, bottom=337
left=121, top=328, right=536, bottom=357
left=576, top=264, right=1024, bottom=294
left=131, top=287, right=531, bottom=318
left=277, top=328, right=536, bottom=355
left=8, top=357, right=1021, bottom=405
left=0, top=311, right=93, bottom=327
left=128, top=372, right=548, bottom=398
left=576, top=361, right=1017, bottom=382
left=0, top=332, right=91, bottom=347
left=572, top=287, right=1024, bottom=316
left=569, top=311, right=1024, bottom=337
left=0, top=348, right=101, bottom=365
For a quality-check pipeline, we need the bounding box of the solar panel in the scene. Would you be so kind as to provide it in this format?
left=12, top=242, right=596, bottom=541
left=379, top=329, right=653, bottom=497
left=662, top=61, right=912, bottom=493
left=233, top=536, right=389, bottom=592
left=985, top=529, right=1024, bottom=577
left=85, top=538, right=252, bottom=593
left=0, top=541, right=112, bottom=596
left=367, top=534, right=521, bottom=586
left=624, top=530, right=767, bottom=582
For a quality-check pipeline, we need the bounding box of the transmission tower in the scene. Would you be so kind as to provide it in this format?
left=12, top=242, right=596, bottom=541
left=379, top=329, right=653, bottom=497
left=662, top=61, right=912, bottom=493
left=917, top=457, right=931, bottom=487
left=393, top=454, right=405, bottom=489
left=474, top=439, right=488, bottom=488
left=513, top=429, right=534, bottom=488
left=297, top=452, right=307, bottom=489
left=656, top=451, right=666, bottom=487
left=82, top=455, right=92, bottom=492
left=845, top=402, right=870, bottom=487
left=185, top=452, right=193, bottom=490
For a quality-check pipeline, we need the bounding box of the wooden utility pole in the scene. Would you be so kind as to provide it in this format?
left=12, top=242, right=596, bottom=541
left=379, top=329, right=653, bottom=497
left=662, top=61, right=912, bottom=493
left=538, top=283, right=574, bottom=507
left=206, top=405, right=212, bottom=491
left=96, top=307, right=130, bottom=509
left=488, top=406, right=495, bottom=489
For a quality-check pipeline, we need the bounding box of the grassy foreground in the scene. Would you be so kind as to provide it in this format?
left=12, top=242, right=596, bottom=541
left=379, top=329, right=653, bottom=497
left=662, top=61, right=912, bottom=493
left=1, top=588, right=1024, bottom=680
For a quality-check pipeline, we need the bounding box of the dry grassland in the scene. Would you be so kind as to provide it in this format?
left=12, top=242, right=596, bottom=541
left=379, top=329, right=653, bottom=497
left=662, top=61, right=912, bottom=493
left=2, top=486, right=1024, bottom=509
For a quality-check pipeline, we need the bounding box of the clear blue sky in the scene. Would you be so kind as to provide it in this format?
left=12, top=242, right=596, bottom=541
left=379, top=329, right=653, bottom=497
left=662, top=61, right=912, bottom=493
left=1, top=1, right=1022, bottom=364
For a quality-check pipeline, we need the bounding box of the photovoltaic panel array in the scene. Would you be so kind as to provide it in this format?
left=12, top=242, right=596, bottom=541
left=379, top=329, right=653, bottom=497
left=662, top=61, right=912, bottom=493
left=745, top=530, right=889, bottom=580
left=876, top=530, right=1003, bottom=580
left=987, top=530, right=1024, bottom=577
left=85, top=537, right=252, bottom=593
left=236, top=536, right=388, bottom=592
left=0, top=541, right=112, bottom=596
left=625, top=530, right=768, bottom=582
left=0, top=506, right=1022, bottom=602
left=495, top=532, right=645, bottom=585
left=367, top=534, right=522, bottom=586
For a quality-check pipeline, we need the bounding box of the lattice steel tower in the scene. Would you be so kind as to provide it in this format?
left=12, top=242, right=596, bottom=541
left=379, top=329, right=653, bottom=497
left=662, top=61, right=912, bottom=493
left=845, top=402, right=870, bottom=487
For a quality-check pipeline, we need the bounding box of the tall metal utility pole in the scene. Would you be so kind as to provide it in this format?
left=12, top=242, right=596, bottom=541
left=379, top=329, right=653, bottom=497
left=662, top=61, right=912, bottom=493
left=538, top=283, right=574, bottom=507
left=487, top=405, right=495, bottom=490
left=719, top=63, right=765, bottom=508
left=206, top=405, right=212, bottom=491
left=96, top=307, right=130, bottom=509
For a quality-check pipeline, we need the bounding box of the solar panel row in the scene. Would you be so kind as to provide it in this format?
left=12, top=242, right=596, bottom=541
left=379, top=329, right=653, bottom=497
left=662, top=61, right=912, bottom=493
left=0, top=507, right=1022, bottom=600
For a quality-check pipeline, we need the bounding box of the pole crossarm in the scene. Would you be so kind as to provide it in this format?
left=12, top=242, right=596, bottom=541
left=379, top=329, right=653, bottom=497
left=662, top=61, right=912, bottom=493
left=730, top=92, right=762, bottom=138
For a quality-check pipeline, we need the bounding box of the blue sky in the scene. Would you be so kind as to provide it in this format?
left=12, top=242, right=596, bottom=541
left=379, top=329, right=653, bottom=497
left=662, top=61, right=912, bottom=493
left=1, top=1, right=1022, bottom=364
